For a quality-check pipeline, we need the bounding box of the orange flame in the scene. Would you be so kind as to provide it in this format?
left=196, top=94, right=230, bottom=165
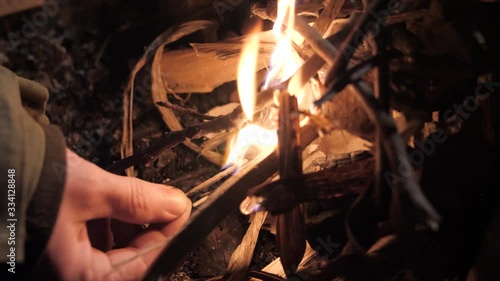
left=237, top=30, right=261, bottom=121
left=264, top=0, right=301, bottom=88
left=226, top=0, right=302, bottom=168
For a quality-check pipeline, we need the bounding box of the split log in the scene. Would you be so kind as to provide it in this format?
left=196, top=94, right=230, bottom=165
left=186, top=165, right=238, bottom=197
left=160, top=31, right=275, bottom=93
left=250, top=151, right=374, bottom=215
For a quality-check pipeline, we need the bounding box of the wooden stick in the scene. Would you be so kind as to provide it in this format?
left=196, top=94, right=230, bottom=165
left=156, top=101, right=218, bottom=120
left=288, top=29, right=350, bottom=95
left=222, top=211, right=268, bottom=281
left=276, top=92, right=306, bottom=276
left=289, top=10, right=400, bottom=97
left=293, top=16, right=338, bottom=65
left=186, top=165, right=238, bottom=197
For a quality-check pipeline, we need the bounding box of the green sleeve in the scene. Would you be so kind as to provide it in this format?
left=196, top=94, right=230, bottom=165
left=0, top=66, right=67, bottom=267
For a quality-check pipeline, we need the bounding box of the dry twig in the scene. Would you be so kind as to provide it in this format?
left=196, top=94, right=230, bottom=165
left=156, top=101, right=218, bottom=120
left=222, top=212, right=268, bottom=281
left=186, top=165, right=238, bottom=197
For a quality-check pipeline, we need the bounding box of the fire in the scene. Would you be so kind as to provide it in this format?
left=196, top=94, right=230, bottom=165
left=237, top=30, right=260, bottom=121
left=264, top=0, right=301, bottom=88
left=225, top=124, right=278, bottom=167
left=226, top=0, right=301, bottom=168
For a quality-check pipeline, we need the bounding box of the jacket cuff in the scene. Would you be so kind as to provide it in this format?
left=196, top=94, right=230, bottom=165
left=25, top=124, right=66, bottom=266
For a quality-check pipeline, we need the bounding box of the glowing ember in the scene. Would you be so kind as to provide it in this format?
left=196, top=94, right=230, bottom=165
left=225, top=0, right=302, bottom=168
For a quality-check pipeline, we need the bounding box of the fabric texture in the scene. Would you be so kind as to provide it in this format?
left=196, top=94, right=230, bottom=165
left=0, top=66, right=66, bottom=266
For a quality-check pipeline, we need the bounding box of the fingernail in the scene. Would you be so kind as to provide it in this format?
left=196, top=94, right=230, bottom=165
left=166, top=188, right=190, bottom=217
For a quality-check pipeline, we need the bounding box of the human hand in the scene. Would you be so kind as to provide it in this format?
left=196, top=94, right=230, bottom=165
left=46, top=149, right=191, bottom=281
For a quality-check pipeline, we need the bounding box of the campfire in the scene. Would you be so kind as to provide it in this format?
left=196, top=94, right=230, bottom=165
left=99, top=0, right=498, bottom=280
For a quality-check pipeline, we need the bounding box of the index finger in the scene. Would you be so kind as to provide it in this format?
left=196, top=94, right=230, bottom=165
left=93, top=203, right=191, bottom=281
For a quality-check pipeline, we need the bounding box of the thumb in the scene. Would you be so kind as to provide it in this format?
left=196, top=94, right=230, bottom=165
left=99, top=173, right=191, bottom=224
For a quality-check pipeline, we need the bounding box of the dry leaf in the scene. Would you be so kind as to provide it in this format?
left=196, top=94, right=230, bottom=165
left=121, top=20, right=220, bottom=174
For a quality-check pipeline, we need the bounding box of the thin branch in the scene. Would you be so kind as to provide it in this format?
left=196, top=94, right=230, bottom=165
left=323, top=0, right=385, bottom=87
left=107, top=106, right=242, bottom=174
left=186, top=165, right=238, bottom=197
left=313, top=51, right=400, bottom=107
left=156, top=101, right=218, bottom=120
left=293, top=16, right=338, bottom=65
left=276, top=93, right=305, bottom=276
left=289, top=6, right=410, bottom=95
left=289, top=12, right=374, bottom=96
